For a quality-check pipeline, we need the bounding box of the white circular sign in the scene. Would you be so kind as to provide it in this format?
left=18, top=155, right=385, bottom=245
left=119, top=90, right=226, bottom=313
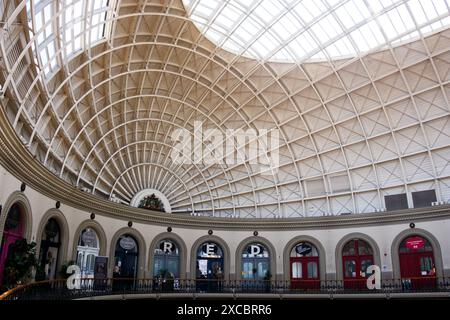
left=120, top=237, right=136, bottom=250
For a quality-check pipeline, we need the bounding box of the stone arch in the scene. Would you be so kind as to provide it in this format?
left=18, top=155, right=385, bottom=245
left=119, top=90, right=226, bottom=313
left=0, top=191, right=33, bottom=244
left=282, top=235, right=327, bottom=281
left=35, top=209, right=70, bottom=278
left=108, top=227, right=147, bottom=278
left=71, top=219, right=108, bottom=261
left=148, top=232, right=188, bottom=279
left=391, top=228, right=444, bottom=279
left=235, top=236, right=277, bottom=280
left=335, top=232, right=381, bottom=281
left=190, top=235, right=231, bottom=280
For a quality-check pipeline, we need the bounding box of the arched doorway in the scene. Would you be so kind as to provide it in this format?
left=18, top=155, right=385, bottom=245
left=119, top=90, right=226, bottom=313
left=342, top=239, right=374, bottom=289
left=196, top=242, right=224, bottom=292
left=76, top=228, right=100, bottom=278
left=0, top=204, right=26, bottom=285
left=242, top=243, right=270, bottom=280
left=290, top=242, right=319, bottom=290
left=241, top=243, right=270, bottom=290
left=399, top=235, right=436, bottom=290
left=37, top=218, right=61, bottom=281
left=153, top=239, right=180, bottom=279
left=114, top=234, right=139, bottom=278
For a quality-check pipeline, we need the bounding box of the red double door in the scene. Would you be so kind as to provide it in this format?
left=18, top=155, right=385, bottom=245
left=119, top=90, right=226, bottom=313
left=290, top=257, right=320, bottom=290
left=342, top=255, right=373, bottom=290
left=0, top=231, right=23, bottom=285
left=399, top=251, right=436, bottom=290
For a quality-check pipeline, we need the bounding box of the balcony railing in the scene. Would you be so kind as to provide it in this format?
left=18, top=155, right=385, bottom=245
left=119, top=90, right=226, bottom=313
left=1, top=277, right=449, bottom=300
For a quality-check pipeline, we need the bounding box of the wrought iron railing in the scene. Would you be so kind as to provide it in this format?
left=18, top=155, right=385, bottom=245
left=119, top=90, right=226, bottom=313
left=1, top=277, right=449, bottom=300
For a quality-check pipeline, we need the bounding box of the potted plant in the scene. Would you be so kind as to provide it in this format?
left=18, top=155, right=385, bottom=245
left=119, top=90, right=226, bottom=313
left=3, top=239, right=39, bottom=290
left=138, top=194, right=165, bottom=212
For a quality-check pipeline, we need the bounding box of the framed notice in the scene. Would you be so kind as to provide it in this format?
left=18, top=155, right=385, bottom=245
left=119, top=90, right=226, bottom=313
left=94, top=256, right=108, bottom=279
left=93, top=256, right=108, bottom=290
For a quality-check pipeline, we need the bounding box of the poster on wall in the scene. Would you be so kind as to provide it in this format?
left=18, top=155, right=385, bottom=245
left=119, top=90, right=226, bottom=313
left=45, top=247, right=59, bottom=280
left=94, top=256, right=108, bottom=279
left=93, top=256, right=108, bottom=290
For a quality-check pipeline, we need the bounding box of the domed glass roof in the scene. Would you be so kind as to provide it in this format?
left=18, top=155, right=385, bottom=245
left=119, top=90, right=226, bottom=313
left=1, top=0, right=450, bottom=219
left=184, top=0, right=450, bottom=61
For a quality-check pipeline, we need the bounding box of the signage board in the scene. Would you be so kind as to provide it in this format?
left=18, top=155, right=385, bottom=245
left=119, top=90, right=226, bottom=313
left=405, top=237, right=425, bottom=250
left=120, top=237, right=136, bottom=250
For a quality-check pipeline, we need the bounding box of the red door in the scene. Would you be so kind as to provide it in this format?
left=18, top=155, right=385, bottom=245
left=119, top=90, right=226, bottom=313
left=1, top=203, right=25, bottom=286
left=343, top=255, right=373, bottom=290
left=0, top=232, right=22, bottom=285
left=290, top=256, right=319, bottom=290
left=342, top=239, right=374, bottom=290
left=399, top=251, right=436, bottom=290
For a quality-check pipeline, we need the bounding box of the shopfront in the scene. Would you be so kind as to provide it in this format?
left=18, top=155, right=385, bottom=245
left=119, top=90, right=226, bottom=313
left=37, top=218, right=61, bottom=281
left=399, top=235, right=436, bottom=290
left=342, top=239, right=374, bottom=289
left=76, top=228, right=100, bottom=278
left=290, top=242, right=319, bottom=289
left=241, top=243, right=270, bottom=289
left=113, top=234, right=139, bottom=286
left=153, top=239, right=180, bottom=278
left=196, top=242, right=224, bottom=292
left=0, top=204, right=25, bottom=285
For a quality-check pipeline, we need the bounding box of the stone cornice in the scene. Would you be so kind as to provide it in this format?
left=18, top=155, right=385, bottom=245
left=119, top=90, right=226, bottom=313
left=1, top=107, right=450, bottom=230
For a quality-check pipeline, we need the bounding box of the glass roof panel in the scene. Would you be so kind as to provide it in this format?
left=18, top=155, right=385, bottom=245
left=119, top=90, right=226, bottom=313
left=27, top=0, right=112, bottom=79
left=183, top=0, right=450, bottom=62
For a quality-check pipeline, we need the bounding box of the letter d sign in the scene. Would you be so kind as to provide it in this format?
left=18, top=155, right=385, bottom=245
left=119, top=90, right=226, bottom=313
left=366, top=265, right=381, bottom=290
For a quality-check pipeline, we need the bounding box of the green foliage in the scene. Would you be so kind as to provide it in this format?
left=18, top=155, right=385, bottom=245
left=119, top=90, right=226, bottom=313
left=3, top=239, right=39, bottom=288
left=138, top=193, right=165, bottom=212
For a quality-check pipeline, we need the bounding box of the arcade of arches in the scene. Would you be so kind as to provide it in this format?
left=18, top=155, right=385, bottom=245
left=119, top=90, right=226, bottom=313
left=1, top=167, right=449, bottom=290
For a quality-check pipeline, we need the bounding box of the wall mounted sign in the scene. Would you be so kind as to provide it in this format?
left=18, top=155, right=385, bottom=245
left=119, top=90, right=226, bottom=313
left=81, top=229, right=97, bottom=247
left=295, top=243, right=312, bottom=255
left=94, top=256, right=108, bottom=279
left=405, top=236, right=425, bottom=250
left=159, top=240, right=177, bottom=254
left=244, top=244, right=268, bottom=258
left=200, top=243, right=220, bottom=257
left=120, top=237, right=136, bottom=250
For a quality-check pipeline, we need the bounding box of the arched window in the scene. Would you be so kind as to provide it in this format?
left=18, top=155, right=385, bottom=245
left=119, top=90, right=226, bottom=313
left=342, top=239, right=374, bottom=289
left=114, top=235, right=139, bottom=280
left=196, top=242, right=224, bottom=292
left=76, top=228, right=100, bottom=277
left=399, top=235, right=436, bottom=290
left=37, top=218, right=61, bottom=281
left=290, top=242, right=319, bottom=289
left=241, top=243, right=270, bottom=286
left=153, top=239, right=180, bottom=278
left=0, top=203, right=26, bottom=285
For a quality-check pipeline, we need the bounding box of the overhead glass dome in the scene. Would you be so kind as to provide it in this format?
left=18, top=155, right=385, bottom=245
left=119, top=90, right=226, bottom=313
left=183, top=0, right=450, bottom=62
left=1, top=0, right=450, bottom=219
left=26, top=0, right=112, bottom=77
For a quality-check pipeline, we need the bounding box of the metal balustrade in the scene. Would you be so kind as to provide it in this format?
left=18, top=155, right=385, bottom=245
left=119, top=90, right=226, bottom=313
left=1, top=277, right=450, bottom=300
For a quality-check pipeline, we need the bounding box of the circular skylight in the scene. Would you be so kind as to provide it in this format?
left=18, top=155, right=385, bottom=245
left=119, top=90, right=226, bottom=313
left=183, top=0, right=450, bottom=61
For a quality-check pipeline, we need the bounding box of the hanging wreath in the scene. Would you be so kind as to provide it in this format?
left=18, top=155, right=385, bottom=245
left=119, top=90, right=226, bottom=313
left=138, top=193, right=165, bottom=212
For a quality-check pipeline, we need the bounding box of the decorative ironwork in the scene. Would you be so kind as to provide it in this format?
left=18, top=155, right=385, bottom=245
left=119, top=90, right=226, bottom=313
left=1, top=277, right=450, bottom=300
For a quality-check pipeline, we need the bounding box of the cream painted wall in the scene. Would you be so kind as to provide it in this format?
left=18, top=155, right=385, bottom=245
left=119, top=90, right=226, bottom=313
left=1, top=164, right=450, bottom=281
